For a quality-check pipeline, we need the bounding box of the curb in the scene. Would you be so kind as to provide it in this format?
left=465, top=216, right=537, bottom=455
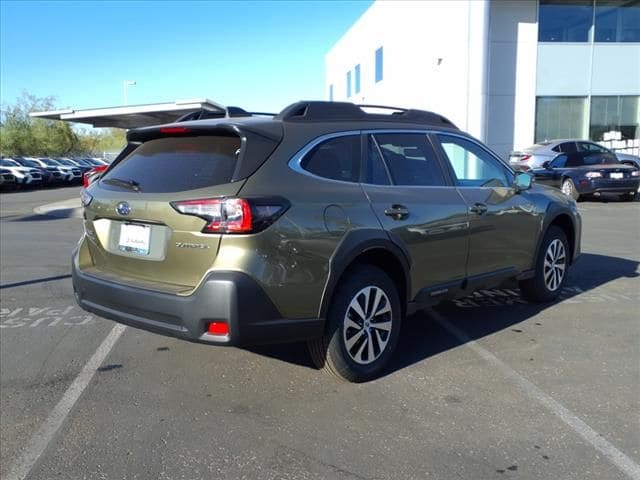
left=33, top=198, right=83, bottom=218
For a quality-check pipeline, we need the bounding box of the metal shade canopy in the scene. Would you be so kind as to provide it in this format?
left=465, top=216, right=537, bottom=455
left=29, top=99, right=226, bottom=129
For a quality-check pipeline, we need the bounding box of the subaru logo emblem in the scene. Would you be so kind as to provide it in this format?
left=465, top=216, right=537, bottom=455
left=116, top=202, right=131, bottom=216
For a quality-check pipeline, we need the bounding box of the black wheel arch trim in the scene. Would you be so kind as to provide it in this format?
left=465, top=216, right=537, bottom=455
left=533, top=204, right=579, bottom=268
left=318, top=228, right=411, bottom=319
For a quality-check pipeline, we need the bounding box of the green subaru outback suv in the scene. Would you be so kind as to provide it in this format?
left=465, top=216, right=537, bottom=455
left=73, top=101, right=581, bottom=382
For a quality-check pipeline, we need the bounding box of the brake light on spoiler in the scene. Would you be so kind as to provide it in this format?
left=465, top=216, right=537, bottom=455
left=170, top=197, right=289, bottom=234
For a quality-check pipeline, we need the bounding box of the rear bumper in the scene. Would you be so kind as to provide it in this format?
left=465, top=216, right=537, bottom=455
left=577, top=178, right=639, bottom=195
left=72, top=250, right=324, bottom=346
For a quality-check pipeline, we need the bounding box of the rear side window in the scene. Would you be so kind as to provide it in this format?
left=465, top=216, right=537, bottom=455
left=372, top=133, right=446, bottom=186
left=365, top=135, right=391, bottom=185
left=101, top=135, right=241, bottom=193
left=577, top=142, right=608, bottom=153
left=301, top=135, right=360, bottom=182
left=559, top=142, right=577, bottom=153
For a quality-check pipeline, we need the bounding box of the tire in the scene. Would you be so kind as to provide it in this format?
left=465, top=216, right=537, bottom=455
left=561, top=178, right=579, bottom=201
left=519, top=226, right=569, bottom=303
left=307, top=265, right=402, bottom=382
left=620, top=192, right=636, bottom=202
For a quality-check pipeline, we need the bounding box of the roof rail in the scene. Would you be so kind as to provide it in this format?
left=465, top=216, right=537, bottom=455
left=175, top=106, right=276, bottom=123
left=275, top=101, right=458, bottom=129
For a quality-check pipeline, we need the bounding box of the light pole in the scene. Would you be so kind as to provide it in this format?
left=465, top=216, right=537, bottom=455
left=123, top=80, right=136, bottom=105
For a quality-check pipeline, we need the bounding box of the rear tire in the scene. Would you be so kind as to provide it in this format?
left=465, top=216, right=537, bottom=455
left=621, top=192, right=636, bottom=202
left=561, top=178, right=579, bottom=201
left=519, top=226, right=569, bottom=303
left=307, top=266, right=402, bottom=382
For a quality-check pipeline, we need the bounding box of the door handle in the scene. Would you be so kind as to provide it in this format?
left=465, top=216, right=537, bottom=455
left=469, top=203, right=488, bottom=215
left=384, top=204, right=410, bottom=220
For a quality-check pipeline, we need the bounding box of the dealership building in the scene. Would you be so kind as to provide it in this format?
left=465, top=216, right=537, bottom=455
left=325, top=0, right=640, bottom=159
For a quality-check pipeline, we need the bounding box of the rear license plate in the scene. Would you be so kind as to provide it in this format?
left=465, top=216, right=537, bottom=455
left=610, top=172, right=624, bottom=179
left=118, top=223, right=150, bottom=255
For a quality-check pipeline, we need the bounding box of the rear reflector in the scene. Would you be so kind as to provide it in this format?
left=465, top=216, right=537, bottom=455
left=207, top=322, right=229, bottom=336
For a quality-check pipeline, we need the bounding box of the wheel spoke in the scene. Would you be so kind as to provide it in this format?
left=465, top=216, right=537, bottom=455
left=374, top=328, right=387, bottom=352
left=371, top=320, right=391, bottom=332
left=371, top=288, right=383, bottom=319
left=354, top=336, right=368, bottom=363
left=344, top=317, right=361, bottom=331
left=345, top=329, right=364, bottom=350
left=367, top=333, right=374, bottom=361
left=349, top=298, right=367, bottom=323
left=362, top=287, right=372, bottom=317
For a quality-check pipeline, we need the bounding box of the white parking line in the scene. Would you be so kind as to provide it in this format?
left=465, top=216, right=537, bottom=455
left=430, top=310, right=640, bottom=480
left=4, top=324, right=126, bottom=480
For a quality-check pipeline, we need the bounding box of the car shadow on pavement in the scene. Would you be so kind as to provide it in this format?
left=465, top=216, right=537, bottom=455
left=247, top=253, right=639, bottom=379
left=9, top=209, right=80, bottom=221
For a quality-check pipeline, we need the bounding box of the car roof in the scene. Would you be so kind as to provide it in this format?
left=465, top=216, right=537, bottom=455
left=128, top=101, right=461, bottom=143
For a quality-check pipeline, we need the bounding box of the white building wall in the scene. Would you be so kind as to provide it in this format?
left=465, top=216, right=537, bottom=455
left=325, top=1, right=489, bottom=140
left=486, top=0, right=538, bottom=157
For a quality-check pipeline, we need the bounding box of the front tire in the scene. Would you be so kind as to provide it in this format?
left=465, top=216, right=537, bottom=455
left=519, top=226, right=569, bottom=303
left=561, top=178, right=579, bottom=201
left=307, top=266, right=402, bottom=382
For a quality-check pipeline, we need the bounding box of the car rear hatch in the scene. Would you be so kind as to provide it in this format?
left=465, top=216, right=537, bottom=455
left=82, top=121, right=282, bottom=294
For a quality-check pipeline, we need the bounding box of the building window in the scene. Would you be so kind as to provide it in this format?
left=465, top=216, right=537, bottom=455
left=590, top=96, right=639, bottom=141
left=535, top=97, right=588, bottom=142
left=595, top=0, right=640, bottom=42
left=375, top=47, right=383, bottom=83
left=538, top=0, right=593, bottom=42
left=329, top=84, right=333, bottom=101
left=346, top=71, right=351, bottom=98
left=355, top=64, right=361, bottom=94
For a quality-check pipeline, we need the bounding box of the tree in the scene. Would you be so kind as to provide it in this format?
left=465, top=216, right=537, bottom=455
left=1, top=91, right=95, bottom=156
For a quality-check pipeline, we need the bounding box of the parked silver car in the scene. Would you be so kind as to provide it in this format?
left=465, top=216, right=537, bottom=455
left=510, top=139, right=640, bottom=171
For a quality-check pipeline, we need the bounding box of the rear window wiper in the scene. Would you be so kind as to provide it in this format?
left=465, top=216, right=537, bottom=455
left=102, top=177, right=141, bottom=192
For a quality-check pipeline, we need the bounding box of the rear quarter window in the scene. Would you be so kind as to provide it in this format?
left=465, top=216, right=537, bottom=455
left=300, top=135, right=360, bottom=182
left=101, top=135, right=241, bottom=193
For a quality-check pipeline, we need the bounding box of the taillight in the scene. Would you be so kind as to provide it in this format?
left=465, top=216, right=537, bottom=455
left=585, top=172, right=602, bottom=179
left=170, top=197, right=289, bottom=234
left=520, top=154, right=531, bottom=162
left=83, top=165, right=108, bottom=188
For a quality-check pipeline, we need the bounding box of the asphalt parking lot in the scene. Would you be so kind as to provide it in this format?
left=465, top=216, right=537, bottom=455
left=1, top=186, right=638, bottom=480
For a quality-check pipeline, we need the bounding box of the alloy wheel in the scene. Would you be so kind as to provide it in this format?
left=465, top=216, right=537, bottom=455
left=543, top=239, right=566, bottom=291
left=342, top=286, right=393, bottom=365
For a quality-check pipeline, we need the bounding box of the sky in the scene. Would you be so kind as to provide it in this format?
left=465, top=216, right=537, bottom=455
left=0, top=0, right=372, bottom=114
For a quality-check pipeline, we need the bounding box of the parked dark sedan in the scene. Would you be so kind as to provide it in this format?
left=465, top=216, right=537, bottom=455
left=532, top=152, right=639, bottom=201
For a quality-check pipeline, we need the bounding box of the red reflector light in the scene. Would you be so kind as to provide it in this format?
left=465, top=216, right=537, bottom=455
left=207, top=322, right=229, bottom=336
left=520, top=154, right=531, bottom=161
left=160, top=127, right=189, bottom=134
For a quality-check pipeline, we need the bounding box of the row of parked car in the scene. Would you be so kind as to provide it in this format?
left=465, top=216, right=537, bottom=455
left=0, top=156, right=110, bottom=190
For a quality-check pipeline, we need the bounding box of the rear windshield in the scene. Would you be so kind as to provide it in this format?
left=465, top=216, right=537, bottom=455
left=101, top=135, right=241, bottom=193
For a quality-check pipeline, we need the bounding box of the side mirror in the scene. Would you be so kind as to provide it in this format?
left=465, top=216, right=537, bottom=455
left=542, top=161, right=551, bottom=169
left=513, top=171, right=533, bottom=192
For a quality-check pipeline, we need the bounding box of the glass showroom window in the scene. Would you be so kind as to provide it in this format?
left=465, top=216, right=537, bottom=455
left=595, top=0, right=640, bottom=42
left=590, top=96, right=640, bottom=141
left=355, top=64, right=361, bottom=94
left=329, top=84, right=334, bottom=101
left=535, top=97, right=588, bottom=142
left=538, top=0, right=593, bottom=42
left=346, top=71, right=351, bottom=98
